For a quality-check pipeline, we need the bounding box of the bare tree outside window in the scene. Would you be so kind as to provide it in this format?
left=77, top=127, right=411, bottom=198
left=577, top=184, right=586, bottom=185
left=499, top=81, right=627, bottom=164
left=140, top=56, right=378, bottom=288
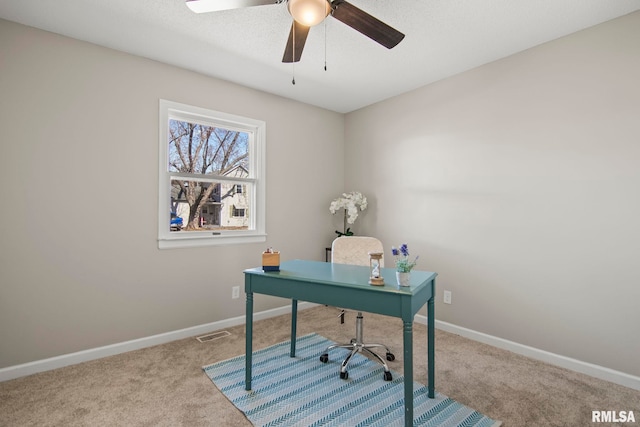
left=168, top=120, right=249, bottom=231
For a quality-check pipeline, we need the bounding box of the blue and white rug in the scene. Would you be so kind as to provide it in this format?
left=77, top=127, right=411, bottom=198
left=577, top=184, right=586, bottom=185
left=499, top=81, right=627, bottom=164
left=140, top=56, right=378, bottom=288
left=204, top=333, right=501, bottom=427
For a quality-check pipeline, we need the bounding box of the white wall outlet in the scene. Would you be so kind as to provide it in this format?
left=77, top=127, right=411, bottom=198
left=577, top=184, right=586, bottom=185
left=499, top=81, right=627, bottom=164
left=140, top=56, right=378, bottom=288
left=443, top=290, right=452, bottom=305
left=232, top=286, right=240, bottom=299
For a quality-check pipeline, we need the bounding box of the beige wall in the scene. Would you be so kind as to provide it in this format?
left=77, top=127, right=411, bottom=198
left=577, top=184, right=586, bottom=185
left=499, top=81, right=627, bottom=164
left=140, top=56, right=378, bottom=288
left=0, top=19, right=344, bottom=368
left=345, top=12, right=640, bottom=376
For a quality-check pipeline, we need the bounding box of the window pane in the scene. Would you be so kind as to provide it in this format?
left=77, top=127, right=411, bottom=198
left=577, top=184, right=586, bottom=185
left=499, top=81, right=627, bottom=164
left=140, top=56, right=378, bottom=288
left=168, top=119, right=249, bottom=176
left=169, top=179, right=251, bottom=232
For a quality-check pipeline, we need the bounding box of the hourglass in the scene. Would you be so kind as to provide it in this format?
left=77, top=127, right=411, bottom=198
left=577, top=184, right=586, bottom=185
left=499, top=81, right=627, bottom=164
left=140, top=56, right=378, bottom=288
left=368, top=252, right=384, bottom=286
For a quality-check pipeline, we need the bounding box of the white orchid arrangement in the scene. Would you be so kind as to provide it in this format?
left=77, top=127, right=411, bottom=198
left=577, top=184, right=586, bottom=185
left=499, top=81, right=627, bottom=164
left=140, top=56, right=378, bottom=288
left=329, top=191, right=368, bottom=236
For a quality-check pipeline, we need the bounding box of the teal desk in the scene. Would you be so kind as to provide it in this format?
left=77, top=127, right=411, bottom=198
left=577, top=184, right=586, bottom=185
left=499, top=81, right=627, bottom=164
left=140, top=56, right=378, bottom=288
left=244, top=259, right=437, bottom=427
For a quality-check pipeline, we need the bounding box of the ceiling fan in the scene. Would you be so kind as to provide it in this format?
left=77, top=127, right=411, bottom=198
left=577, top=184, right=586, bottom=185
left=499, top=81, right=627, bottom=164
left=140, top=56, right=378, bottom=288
left=185, top=0, right=405, bottom=63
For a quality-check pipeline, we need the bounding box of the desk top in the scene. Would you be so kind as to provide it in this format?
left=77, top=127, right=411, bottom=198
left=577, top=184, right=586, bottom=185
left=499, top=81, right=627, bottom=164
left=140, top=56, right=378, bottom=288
left=244, top=259, right=437, bottom=296
left=244, top=259, right=437, bottom=422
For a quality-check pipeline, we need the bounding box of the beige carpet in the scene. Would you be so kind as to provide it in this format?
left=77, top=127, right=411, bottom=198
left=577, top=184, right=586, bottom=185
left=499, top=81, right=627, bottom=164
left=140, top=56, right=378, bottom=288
left=1, top=305, right=638, bottom=426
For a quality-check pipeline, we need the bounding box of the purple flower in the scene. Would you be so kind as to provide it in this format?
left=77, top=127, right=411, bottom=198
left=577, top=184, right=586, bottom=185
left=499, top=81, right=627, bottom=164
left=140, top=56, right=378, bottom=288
left=391, top=243, right=418, bottom=273
left=400, top=243, right=409, bottom=257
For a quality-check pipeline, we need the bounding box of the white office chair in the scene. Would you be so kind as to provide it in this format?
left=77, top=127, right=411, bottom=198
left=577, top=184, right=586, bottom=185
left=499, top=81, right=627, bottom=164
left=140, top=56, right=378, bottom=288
left=319, top=236, right=395, bottom=381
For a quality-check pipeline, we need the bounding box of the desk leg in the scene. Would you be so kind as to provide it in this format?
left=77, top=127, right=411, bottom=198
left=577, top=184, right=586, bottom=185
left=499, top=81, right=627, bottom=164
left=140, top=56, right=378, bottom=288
left=245, top=291, right=253, bottom=391
left=428, top=294, right=435, bottom=398
left=403, top=320, right=413, bottom=427
left=290, top=299, right=298, bottom=357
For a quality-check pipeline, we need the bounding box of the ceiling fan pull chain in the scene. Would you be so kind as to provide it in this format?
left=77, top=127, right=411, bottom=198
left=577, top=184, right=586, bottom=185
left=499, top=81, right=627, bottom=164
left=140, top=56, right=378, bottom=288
left=292, top=26, right=296, bottom=85
left=324, top=19, right=327, bottom=71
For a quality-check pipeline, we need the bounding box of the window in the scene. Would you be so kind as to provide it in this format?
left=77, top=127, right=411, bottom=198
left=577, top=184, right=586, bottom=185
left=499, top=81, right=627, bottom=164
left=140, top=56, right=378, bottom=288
left=158, top=100, right=266, bottom=248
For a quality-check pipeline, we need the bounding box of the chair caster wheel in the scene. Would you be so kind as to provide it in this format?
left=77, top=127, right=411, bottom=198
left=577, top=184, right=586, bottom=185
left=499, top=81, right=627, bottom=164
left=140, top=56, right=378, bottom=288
left=383, top=371, right=392, bottom=381
left=386, top=352, right=395, bottom=361
left=340, top=371, right=349, bottom=380
left=319, top=354, right=329, bottom=363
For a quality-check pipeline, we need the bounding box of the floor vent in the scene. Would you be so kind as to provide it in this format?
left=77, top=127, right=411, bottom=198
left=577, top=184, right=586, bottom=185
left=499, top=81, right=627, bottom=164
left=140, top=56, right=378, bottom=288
left=196, top=331, right=231, bottom=343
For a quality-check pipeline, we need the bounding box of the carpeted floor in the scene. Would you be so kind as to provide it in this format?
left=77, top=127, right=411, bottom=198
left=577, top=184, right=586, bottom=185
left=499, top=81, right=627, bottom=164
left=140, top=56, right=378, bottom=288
left=1, top=305, right=638, bottom=426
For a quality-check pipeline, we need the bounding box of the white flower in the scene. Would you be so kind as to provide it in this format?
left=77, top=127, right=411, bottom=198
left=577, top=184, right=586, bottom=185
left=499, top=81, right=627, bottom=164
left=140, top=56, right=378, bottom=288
left=329, top=191, right=367, bottom=224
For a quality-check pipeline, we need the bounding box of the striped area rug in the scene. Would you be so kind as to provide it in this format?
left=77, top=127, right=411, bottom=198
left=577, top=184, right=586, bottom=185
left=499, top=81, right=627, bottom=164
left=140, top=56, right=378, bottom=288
left=204, top=333, right=501, bottom=427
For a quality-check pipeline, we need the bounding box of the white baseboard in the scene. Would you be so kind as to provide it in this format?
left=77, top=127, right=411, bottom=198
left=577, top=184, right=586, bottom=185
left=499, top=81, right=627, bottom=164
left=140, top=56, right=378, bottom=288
left=4, top=304, right=638, bottom=392
left=414, top=314, right=640, bottom=392
left=0, top=302, right=318, bottom=383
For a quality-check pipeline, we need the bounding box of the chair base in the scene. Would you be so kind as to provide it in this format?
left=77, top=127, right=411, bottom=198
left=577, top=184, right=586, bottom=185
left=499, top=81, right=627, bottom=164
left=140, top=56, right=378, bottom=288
left=319, top=312, right=395, bottom=381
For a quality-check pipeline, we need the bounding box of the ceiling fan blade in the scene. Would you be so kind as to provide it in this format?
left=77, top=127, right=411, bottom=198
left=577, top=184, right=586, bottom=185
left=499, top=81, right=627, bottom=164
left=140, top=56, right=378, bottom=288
left=331, top=0, right=404, bottom=49
left=282, top=21, right=311, bottom=63
left=185, top=0, right=280, bottom=13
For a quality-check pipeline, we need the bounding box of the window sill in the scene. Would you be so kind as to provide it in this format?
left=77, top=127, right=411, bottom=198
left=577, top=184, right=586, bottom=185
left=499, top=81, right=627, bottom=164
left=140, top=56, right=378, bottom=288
left=158, top=232, right=267, bottom=249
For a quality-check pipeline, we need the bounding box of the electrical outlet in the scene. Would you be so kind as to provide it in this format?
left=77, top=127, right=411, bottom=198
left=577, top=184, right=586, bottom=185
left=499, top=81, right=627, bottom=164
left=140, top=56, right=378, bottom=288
left=232, top=286, right=240, bottom=299
left=443, top=290, right=452, bottom=305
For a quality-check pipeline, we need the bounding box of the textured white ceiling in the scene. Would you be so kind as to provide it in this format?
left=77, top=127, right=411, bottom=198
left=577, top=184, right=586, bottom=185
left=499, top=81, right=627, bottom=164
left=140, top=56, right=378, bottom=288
left=1, top=0, right=639, bottom=113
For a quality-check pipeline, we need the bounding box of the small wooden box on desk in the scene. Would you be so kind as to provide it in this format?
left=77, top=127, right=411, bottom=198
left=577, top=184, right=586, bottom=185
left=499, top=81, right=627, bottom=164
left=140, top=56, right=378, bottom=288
left=262, top=252, right=280, bottom=271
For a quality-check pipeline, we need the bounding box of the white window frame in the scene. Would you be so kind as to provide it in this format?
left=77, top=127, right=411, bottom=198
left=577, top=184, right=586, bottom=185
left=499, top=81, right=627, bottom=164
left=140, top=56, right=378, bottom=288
left=158, top=100, right=266, bottom=249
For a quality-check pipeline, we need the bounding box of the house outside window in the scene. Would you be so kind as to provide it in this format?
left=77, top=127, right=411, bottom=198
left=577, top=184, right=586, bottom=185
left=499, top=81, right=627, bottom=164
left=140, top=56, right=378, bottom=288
left=158, top=100, right=266, bottom=248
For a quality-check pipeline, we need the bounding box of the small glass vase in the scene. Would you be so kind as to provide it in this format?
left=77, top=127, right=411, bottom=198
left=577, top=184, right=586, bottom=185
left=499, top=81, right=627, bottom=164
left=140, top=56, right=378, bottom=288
left=396, top=271, right=411, bottom=287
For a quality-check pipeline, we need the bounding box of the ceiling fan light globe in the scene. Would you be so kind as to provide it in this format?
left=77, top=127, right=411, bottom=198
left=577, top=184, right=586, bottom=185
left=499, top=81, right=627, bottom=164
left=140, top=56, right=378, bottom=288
left=287, top=0, right=330, bottom=27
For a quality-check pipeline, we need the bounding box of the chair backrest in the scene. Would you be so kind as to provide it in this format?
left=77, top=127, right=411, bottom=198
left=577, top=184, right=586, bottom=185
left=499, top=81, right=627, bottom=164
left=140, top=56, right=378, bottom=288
left=331, top=236, right=384, bottom=267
